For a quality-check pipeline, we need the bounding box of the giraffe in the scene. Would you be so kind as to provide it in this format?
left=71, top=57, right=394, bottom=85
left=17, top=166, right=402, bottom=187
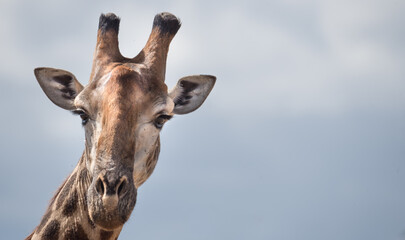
left=26, top=12, right=215, bottom=240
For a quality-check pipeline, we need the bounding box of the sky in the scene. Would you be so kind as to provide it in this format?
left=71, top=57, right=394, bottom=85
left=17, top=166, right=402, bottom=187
left=1, top=0, right=405, bottom=239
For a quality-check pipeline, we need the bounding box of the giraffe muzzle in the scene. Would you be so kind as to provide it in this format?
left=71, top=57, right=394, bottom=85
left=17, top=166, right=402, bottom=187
left=96, top=174, right=128, bottom=210
left=87, top=171, right=137, bottom=230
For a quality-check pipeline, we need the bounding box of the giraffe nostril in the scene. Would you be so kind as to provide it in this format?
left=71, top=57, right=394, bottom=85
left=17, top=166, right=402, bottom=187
left=117, top=177, right=127, bottom=196
left=96, top=177, right=105, bottom=196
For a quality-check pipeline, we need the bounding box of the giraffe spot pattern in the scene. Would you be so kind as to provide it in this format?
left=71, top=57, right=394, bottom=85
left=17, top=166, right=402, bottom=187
left=62, top=189, right=78, bottom=216
left=41, top=220, right=60, bottom=240
left=63, top=224, right=89, bottom=240
left=36, top=210, right=52, bottom=233
left=56, top=172, right=77, bottom=209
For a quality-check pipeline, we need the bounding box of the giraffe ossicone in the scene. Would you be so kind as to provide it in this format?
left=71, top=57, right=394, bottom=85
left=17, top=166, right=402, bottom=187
left=26, top=12, right=215, bottom=240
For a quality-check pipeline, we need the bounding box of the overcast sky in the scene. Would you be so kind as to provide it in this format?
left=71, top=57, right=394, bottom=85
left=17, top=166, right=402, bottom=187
left=1, top=0, right=405, bottom=239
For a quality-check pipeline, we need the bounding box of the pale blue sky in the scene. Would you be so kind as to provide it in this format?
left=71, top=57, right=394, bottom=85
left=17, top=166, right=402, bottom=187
left=1, top=0, right=405, bottom=239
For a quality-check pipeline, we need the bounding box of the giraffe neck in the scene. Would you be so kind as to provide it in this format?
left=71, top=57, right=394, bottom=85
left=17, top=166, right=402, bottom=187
left=27, top=153, right=122, bottom=240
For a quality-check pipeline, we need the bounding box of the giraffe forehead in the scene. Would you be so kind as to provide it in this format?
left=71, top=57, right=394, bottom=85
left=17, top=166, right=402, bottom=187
left=75, top=64, right=169, bottom=115
left=100, top=65, right=168, bottom=107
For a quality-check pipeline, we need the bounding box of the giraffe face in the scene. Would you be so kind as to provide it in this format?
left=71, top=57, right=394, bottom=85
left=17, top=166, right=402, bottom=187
left=33, top=12, right=215, bottom=232
left=74, top=65, right=173, bottom=230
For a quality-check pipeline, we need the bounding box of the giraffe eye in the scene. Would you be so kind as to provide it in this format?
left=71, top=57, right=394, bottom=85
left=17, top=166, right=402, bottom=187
left=154, top=114, right=172, bottom=129
left=73, top=109, right=90, bottom=125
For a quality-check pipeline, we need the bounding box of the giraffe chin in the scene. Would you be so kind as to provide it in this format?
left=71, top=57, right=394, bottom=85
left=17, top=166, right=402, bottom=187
left=90, top=209, right=131, bottom=230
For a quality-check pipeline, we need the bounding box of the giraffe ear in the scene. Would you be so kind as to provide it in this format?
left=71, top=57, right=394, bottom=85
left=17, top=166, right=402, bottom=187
left=169, top=75, right=216, bottom=115
left=34, top=67, right=84, bottom=110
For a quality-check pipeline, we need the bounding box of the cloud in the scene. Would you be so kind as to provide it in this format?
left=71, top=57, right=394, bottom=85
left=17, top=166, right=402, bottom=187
left=175, top=0, right=405, bottom=120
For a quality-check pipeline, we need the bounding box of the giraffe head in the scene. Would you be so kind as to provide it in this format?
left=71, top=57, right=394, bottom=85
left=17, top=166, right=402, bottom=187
left=34, top=13, right=215, bottom=231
